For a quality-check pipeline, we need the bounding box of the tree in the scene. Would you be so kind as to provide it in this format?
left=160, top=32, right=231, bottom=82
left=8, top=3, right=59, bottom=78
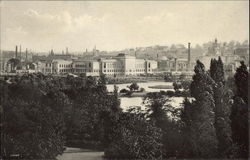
left=1, top=73, right=69, bottom=159
left=128, top=82, right=139, bottom=91
left=143, top=92, right=182, bottom=158
left=234, top=61, right=248, bottom=103
left=143, top=92, right=169, bottom=128
left=210, top=57, right=225, bottom=84
left=173, top=81, right=181, bottom=92
left=230, top=61, right=249, bottom=158
left=210, top=57, right=231, bottom=157
left=182, top=60, right=218, bottom=158
left=104, top=110, right=163, bottom=159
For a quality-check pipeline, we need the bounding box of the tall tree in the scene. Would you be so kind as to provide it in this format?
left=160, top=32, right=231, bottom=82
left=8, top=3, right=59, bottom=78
left=182, top=60, right=218, bottom=158
left=210, top=57, right=225, bottom=84
left=230, top=61, right=248, bottom=158
left=210, top=57, right=231, bottom=157
left=234, top=61, right=248, bottom=103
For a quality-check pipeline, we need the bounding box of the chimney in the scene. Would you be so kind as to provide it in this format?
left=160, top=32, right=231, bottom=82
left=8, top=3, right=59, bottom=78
left=188, top=42, right=191, bottom=70
left=174, top=58, right=177, bottom=71
left=157, top=54, right=159, bottom=61
left=19, top=45, right=22, bottom=59
left=51, top=49, right=54, bottom=55
left=15, top=45, right=18, bottom=58
left=25, top=48, right=28, bottom=61
left=66, top=47, right=68, bottom=55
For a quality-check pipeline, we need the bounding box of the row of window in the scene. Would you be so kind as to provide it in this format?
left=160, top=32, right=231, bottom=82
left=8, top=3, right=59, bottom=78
left=74, top=69, right=99, bottom=73
left=75, top=64, right=86, bottom=68
left=59, top=64, right=72, bottom=68
left=59, top=69, right=73, bottom=72
left=103, top=69, right=123, bottom=72
left=103, top=62, right=121, bottom=68
left=103, top=69, right=148, bottom=73
left=45, top=63, right=51, bottom=67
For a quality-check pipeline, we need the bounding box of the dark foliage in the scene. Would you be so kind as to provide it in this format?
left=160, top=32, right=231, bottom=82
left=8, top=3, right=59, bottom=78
left=104, top=109, right=163, bottom=159
left=1, top=73, right=69, bottom=159
left=210, top=57, right=232, bottom=157
left=181, top=60, right=218, bottom=158
left=230, top=61, right=249, bottom=158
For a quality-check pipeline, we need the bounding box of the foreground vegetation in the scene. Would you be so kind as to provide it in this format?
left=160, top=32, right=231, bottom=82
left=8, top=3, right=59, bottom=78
left=0, top=58, right=248, bottom=159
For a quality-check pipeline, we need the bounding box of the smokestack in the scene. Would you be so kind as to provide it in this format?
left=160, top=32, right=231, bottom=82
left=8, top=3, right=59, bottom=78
left=19, top=45, right=22, bottom=59
left=174, top=58, right=177, bottom=71
left=188, top=42, right=191, bottom=70
left=66, top=47, right=68, bottom=55
left=15, top=45, right=18, bottom=58
left=157, top=54, right=159, bottom=61
left=51, top=49, right=54, bottom=55
left=25, top=48, right=28, bottom=61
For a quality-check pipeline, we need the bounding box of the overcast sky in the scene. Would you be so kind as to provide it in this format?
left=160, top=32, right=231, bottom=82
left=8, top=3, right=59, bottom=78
left=0, top=1, right=249, bottom=52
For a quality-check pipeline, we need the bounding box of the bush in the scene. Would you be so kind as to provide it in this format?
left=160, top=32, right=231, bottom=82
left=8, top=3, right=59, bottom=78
left=120, top=88, right=129, bottom=93
left=139, top=87, right=145, bottom=92
left=128, top=82, right=139, bottom=91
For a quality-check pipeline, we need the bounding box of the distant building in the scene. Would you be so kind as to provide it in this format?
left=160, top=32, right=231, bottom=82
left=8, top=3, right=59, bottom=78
left=157, top=43, right=192, bottom=72
left=33, top=53, right=157, bottom=77
left=72, top=59, right=100, bottom=76
left=99, top=53, right=157, bottom=77
left=197, top=38, right=249, bottom=73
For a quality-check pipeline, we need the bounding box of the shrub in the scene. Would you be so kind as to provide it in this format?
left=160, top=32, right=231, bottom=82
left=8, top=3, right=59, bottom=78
left=139, top=87, right=145, bottom=92
left=120, top=88, right=129, bottom=93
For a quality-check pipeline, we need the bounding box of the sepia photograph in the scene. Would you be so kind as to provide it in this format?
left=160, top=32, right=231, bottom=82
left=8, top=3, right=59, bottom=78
left=0, top=0, right=249, bottom=159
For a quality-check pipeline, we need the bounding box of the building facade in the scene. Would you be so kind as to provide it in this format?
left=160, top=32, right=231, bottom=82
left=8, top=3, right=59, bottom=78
left=35, top=53, right=158, bottom=77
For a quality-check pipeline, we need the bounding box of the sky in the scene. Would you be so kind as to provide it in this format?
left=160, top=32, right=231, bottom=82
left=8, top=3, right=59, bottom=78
left=0, top=1, right=249, bottom=52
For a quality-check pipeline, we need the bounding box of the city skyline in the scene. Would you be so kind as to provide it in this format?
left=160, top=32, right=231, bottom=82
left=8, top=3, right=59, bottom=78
left=1, top=1, right=249, bottom=52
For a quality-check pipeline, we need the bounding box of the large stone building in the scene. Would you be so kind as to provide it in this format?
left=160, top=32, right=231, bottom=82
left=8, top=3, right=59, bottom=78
left=36, top=53, right=158, bottom=77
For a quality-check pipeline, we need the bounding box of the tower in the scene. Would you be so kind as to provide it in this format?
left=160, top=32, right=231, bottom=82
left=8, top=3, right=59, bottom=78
left=19, top=45, right=22, bottom=60
left=66, top=47, right=69, bottom=55
left=15, top=45, right=18, bottom=58
left=25, top=48, right=28, bottom=61
left=188, top=42, right=191, bottom=70
left=51, top=49, right=54, bottom=56
left=93, top=45, right=96, bottom=56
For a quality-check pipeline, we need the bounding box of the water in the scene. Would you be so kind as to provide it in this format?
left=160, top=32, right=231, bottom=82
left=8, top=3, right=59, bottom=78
left=106, top=81, right=184, bottom=111
left=106, top=81, right=174, bottom=92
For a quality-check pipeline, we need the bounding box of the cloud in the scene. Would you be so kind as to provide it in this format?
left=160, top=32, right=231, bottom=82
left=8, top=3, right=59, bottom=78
left=1, top=1, right=248, bottom=51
